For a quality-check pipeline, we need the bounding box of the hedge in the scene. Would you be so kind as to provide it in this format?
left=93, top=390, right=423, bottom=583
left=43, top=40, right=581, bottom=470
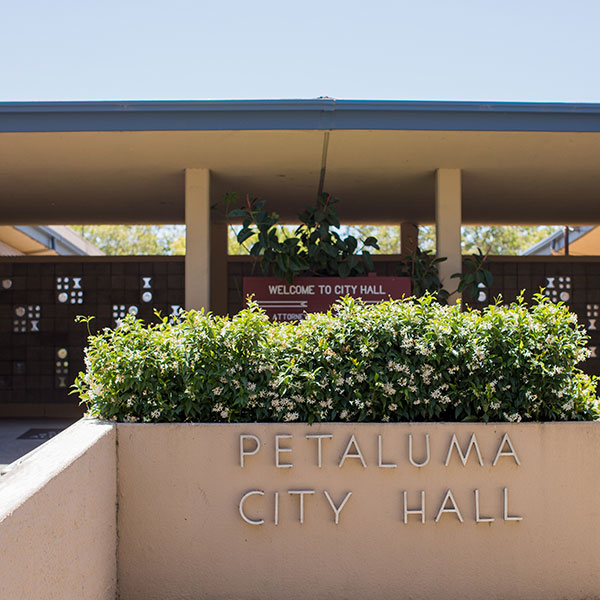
left=73, top=294, right=599, bottom=423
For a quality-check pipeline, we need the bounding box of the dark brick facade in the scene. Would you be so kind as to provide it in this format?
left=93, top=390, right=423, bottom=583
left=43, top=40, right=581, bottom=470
left=0, top=257, right=184, bottom=413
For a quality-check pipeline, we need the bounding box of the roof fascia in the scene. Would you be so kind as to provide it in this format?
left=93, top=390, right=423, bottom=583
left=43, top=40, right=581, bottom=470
left=2, top=99, right=600, bottom=133
left=14, top=225, right=92, bottom=256
left=521, top=226, right=595, bottom=256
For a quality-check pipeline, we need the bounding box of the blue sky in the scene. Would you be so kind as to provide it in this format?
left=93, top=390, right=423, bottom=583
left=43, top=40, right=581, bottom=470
left=1, top=0, right=598, bottom=102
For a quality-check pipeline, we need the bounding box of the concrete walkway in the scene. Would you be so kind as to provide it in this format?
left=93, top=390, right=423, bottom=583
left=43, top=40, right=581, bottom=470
left=0, top=418, right=77, bottom=473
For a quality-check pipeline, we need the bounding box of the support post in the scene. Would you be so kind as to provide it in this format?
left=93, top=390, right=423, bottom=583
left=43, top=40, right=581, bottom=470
left=185, top=168, right=211, bottom=311
left=210, top=221, right=228, bottom=315
left=435, top=169, right=462, bottom=301
left=400, top=222, right=418, bottom=256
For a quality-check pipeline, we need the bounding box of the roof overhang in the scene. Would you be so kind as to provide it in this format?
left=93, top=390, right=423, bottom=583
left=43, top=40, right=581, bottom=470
left=0, top=225, right=102, bottom=256
left=1, top=99, right=600, bottom=225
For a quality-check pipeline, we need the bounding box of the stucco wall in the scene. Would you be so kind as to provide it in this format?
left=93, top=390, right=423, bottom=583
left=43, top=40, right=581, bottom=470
left=0, top=420, right=117, bottom=600
left=116, top=422, right=600, bottom=600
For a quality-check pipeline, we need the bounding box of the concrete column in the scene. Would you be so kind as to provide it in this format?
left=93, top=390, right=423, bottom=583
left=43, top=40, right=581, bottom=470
left=185, top=168, right=211, bottom=311
left=435, top=169, right=462, bottom=299
left=400, top=222, right=418, bottom=256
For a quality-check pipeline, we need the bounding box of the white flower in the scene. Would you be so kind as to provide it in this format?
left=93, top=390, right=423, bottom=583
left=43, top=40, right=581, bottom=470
left=382, top=383, right=396, bottom=395
left=503, top=412, right=522, bottom=423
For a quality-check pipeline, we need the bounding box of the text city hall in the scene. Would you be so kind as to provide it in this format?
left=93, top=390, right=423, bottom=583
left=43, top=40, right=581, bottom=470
left=237, top=431, right=523, bottom=526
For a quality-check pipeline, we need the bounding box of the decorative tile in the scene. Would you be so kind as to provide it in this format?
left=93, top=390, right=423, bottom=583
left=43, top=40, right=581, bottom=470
left=476, top=282, right=487, bottom=303
left=543, top=275, right=571, bottom=303
left=586, top=304, right=598, bottom=331
left=56, top=276, right=84, bottom=304
left=55, top=348, right=69, bottom=389
left=112, top=304, right=139, bottom=326
left=141, top=276, right=153, bottom=303
left=13, top=305, right=41, bottom=333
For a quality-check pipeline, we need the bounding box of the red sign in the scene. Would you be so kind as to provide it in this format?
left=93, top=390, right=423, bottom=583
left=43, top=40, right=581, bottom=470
left=243, top=276, right=411, bottom=321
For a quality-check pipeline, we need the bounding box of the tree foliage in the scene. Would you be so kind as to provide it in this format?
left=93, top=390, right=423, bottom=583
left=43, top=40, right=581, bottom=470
left=74, top=223, right=561, bottom=257
left=231, top=224, right=561, bottom=256
left=75, top=225, right=185, bottom=255
left=419, top=225, right=561, bottom=255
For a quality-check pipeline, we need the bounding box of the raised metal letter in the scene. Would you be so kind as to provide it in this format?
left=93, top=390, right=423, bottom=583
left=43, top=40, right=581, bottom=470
left=403, top=490, right=426, bottom=524
left=338, top=434, right=367, bottom=468
left=306, top=433, right=333, bottom=468
left=323, top=490, right=352, bottom=524
left=493, top=433, right=521, bottom=466
left=445, top=433, right=484, bottom=467
left=408, top=433, right=430, bottom=467
left=239, top=490, right=265, bottom=525
left=378, top=434, right=397, bottom=468
left=240, top=434, right=261, bottom=467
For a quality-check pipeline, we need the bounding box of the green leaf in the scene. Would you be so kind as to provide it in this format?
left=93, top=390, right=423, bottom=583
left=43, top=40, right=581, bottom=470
left=227, top=208, right=249, bottom=218
left=363, top=252, right=374, bottom=273
left=237, top=228, right=255, bottom=244
left=323, top=243, right=338, bottom=258
left=345, top=236, right=358, bottom=253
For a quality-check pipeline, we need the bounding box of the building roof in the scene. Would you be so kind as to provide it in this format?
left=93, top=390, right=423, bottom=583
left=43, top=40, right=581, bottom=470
left=0, top=225, right=102, bottom=256
left=3, top=99, right=600, bottom=133
left=1, top=99, right=600, bottom=225
left=522, top=226, right=600, bottom=256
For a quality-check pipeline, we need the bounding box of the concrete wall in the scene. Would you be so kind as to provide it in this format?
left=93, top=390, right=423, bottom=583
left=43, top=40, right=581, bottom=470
left=117, top=422, right=600, bottom=600
left=0, top=420, right=117, bottom=600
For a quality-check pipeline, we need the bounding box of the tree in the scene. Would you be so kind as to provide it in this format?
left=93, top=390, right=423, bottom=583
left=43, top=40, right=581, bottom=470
left=224, top=192, right=560, bottom=256
left=348, top=225, right=560, bottom=255
left=419, top=225, right=561, bottom=255
left=75, top=225, right=185, bottom=255
left=74, top=223, right=561, bottom=257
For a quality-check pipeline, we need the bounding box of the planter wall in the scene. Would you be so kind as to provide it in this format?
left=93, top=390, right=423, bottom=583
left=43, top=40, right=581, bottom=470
left=0, top=421, right=117, bottom=600
left=117, top=422, right=600, bottom=600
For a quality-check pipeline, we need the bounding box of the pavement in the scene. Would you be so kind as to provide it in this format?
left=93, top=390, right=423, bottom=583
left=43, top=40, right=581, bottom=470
left=0, top=418, right=78, bottom=474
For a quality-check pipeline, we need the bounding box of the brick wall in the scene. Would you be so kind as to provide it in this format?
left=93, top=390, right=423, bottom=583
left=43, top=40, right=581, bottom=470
left=0, top=257, right=184, bottom=412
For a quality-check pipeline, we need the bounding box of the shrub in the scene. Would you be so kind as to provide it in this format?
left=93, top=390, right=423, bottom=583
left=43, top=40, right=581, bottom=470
left=73, top=294, right=599, bottom=423
left=227, top=192, right=379, bottom=282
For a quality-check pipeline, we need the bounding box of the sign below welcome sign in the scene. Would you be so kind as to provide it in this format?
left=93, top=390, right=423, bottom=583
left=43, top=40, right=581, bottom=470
left=243, top=276, right=411, bottom=321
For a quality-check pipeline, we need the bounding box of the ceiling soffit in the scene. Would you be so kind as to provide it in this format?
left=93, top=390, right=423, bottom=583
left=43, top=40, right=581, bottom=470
left=0, top=129, right=599, bottom=225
